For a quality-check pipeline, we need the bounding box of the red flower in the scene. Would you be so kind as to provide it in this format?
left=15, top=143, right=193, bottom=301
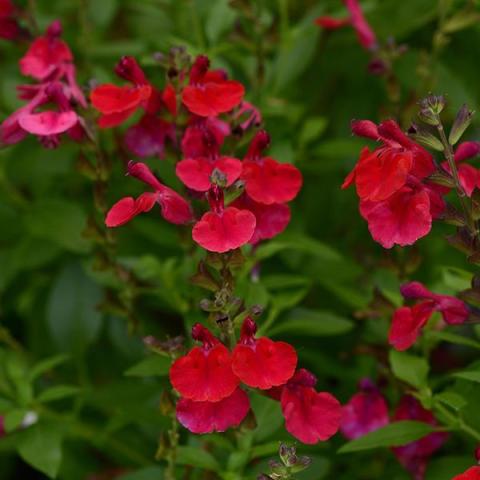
left=280, top=369, right=342, bottom=444
left=90, top=56, right=152, bottom=128
left=0, top=0, right=20, bottom=41
left=241, top=130, right=302, bottom=205
left=176, top=387, right=250, bottom=434
left=392, top=396, right=448, bottom=480
left=19, top=20, right=73, bottom=80
left=389, top=282, right=468, bottom=351
left=400, top=281, right=469, bottom=325
left=340, top=378, right=389, bottom=440
left=315, top=16, right=351, bottom=29
left=192, top=185, right=256, bottom=253
left=182, top=55, right=245, bottom=117
left=105, top=161, right=192, bottom=227
left=388, top=303, right=433, bottom=351
left=453, top=467, right=480, bottom=480
left=181, top=117, right=230, bottom=158
left=169, top=324, right=239, bottom=402
left=232, top=317, right=297, bottom=389
left=232, top=194, right=291, bottom=244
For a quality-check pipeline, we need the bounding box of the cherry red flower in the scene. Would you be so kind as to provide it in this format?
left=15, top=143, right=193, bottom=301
left=91, top=56, right=152, bottom=128
left=280, top=369, right=342, bottom=444
left=241, top=130, right=302, bottom=205
left=315, top=16, right=351, bottom=29
left=392, top=396, right=448, bottom=480
left=389, top=282, right=468, bottom=351
left=232, top=194, right=291, bottom=244
left=182, top=55, right=245, bottom=117
left=176, top=387, right=250, bottom=434
left=169, top=324, right=239, bottom=402
left=453, top=467, right=480, bottom=480
left=231, top=317, right=297, bottom=390
left=105, top=161, right=192, bottom=227
left=340, top=378, right=389, bottom=440
left=192, top=185, right=256, bottom=253
left=181, top=117, right=230, bottom=158
left=0, top=0, right=20, bottom=40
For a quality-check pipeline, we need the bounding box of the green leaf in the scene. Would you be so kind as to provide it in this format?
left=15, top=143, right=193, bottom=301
left=88, top=0, right=117, bottom=27
left=46, top=263, right=103, bottom=354
left=426, top=330, right=480, bottom=350
left=205, top=0, right=236, bottom=43
left=269, top=308, right=354, bottom=337
left=29, top=354, right=70, bottom=381
left=37, top=385, right=81, bottom=403
left=124, top=356, right=171, bottom=377
left=24, top=199, right=91, bottom=253
left=299, top=117, right=328, bottom=146
left=250, top=392, right=283, bottom=442
left=17, top=423, right=63, bottom=478
left=453, top=371, right=480, bottom=383
left=435, top=391, right=467, bottom=411
left=118, top=467, right=164, bottom=480
left=338, top=421, right=435, bottom=453
left=3, top=409, right=28, bottom=433
left=389, top=350, right=429, bottom=389
left=176, top=446, right=220, bottom=471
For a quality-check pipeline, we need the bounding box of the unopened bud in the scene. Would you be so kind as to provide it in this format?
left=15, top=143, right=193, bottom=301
left=475, top=445, right=480, bottom=463
left=290, top=455, right=312, bottom=473
left=268, top=460, right=285, bottom=475
left=408, top=123, right=444, bottom=151
left=449, top=104, right=475, bottom=145
left=418, top=94, right=446, bottom=126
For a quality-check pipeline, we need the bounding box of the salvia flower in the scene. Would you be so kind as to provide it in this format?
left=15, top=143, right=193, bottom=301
left=315, top=0, right=377, bottom=51
left=231, top=317, right=297, bottom=389
left=182, top=55, right=245, bottom=117
left=280, top=368, right=342, bottom=445
left=191, top=184, right=256, bottom=253
left=105, top=161, right=193, bottom=227
left=343, top=119, right=445, bottom=248
left=392, top=396, right=448, bottom=480
left=453, top=467, right=480, bottom=480
left=340, top=378, right=389, bottom=440
left=389, top=281, right=469, bottom=351
left=91, top=56, right=152, bottom=128
left=0, top=0, right=20, bottom=41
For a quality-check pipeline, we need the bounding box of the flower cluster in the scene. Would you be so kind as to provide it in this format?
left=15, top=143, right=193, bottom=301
left=0, top=20, right=86, bottom=148
left=341, top=381, right=448, bottom=480
left=389, top=282, right=469, bottom=351
left=170, top=318, right=342, bottom=444
left=99, top=54, right=302, bottom=252
left=342, top=119, right=447, bottom=248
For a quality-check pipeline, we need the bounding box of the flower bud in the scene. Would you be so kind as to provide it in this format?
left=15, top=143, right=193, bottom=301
left=210, top=168, right=228, bottom=188
left=475, top=445, right=480, bottom=463
left=418, top=94, right=446, bottom=126
left=449, top=104, right=475, bottom=145
left=427, top=170, right=455, bottom=188
left=290, top=455, right=312, bottom=473
left=408, top=123, right=444, bottom=151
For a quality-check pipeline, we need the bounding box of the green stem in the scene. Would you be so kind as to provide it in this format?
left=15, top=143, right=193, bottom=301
left=434, top=402, right=480, bottom=442
left=436, top=122, right=477, bottom=236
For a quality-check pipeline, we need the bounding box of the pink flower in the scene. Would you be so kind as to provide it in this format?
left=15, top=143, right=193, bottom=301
left=1, top=82, right=83, bottom=148
left=192, top=185, right=256, bottom=253
left=389, top=282, right=469, bottom=351
left=105, top=161, right=193, bottom=227
left=280, top=369, right=342, bottom=444
left=19, top=20, right=73, bottom=80
left=241, top=130, right=303, bottom=205
left=176, top=388, right=250, bottom=434
left=231, top=317, right=297, bottom=390
left=315, top=0, right=377, bottom=51
left=340, top=378, right=389, bottom=440
left=182, top=55, right=245, bottom=117
left=392, top=396, right=448, bottom=480
left=0, top=0, right=20, bottom=41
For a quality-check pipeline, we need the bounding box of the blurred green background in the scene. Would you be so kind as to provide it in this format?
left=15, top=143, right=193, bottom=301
left=1, top=0, right=480, bottom=479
